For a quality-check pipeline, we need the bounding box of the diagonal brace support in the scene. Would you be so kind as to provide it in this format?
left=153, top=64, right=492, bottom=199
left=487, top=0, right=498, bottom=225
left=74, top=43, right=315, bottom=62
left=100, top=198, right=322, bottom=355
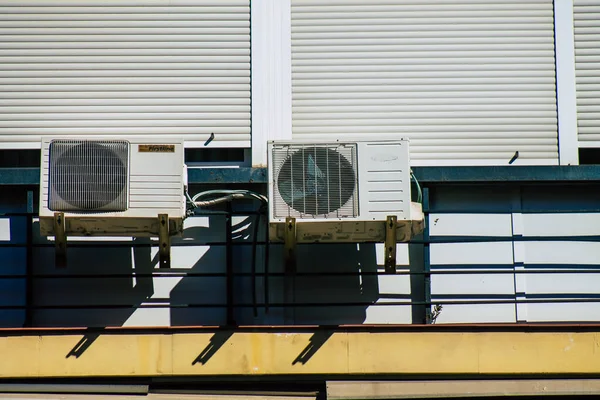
left=158, top=213, right=171, bottom=269
left=53, top=212, right=67, bottom=268
left=384, top=215, right=397, bottom=274
left=284, top=217, right=297, bottom=274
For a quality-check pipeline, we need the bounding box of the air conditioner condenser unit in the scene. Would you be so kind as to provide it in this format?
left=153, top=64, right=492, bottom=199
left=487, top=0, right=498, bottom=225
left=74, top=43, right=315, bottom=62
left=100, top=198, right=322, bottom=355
left=268, top=139, right=424, bottom=272
left=39, top=137, right=186, bottom=267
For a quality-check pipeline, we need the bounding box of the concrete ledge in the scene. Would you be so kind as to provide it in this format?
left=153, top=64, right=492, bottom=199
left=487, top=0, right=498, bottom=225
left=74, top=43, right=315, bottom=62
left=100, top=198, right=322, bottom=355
left=1, top=330, right=600, bottom=378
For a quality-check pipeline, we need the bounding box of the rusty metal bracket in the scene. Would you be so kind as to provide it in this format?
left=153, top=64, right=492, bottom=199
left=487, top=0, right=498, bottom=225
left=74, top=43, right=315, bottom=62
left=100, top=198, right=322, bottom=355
left=284, top=217, right=297, bottom=274
left=384, top=215, right=397, bottom=274
left=53, top=212, right=67, bottom=268
left=158, top=213, right=171, bottom=269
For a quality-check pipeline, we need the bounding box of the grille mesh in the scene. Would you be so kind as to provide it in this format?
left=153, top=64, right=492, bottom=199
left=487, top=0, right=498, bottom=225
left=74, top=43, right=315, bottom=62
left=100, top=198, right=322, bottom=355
left=48, top=140, right=129, bottom=212
left=272, top=143, right=358, bottom=218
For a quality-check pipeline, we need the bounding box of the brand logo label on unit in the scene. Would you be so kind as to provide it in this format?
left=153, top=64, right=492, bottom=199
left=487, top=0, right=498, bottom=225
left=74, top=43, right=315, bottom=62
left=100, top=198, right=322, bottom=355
left=371, top=153, right=399, bottom=162
left=138, top=144, right=175, bottom=153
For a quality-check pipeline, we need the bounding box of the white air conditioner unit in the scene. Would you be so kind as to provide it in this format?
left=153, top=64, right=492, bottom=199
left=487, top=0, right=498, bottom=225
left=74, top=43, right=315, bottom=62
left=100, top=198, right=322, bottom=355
left=268, top=139, right=424, bottom=244
left=39, top=137, right=186, bottom=251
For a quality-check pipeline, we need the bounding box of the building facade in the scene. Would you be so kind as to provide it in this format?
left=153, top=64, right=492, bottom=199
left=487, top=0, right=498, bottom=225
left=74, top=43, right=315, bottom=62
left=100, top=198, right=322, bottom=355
left=0, top=0, right=599, bottom=330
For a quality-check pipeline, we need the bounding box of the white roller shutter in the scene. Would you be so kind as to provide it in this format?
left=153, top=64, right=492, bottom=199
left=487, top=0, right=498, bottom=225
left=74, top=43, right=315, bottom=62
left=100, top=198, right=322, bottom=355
left=0, top=0, right=250, bottom=149
left=575, top=0, right=600, bottom=146
left=291, top=0, right=558, bottom=166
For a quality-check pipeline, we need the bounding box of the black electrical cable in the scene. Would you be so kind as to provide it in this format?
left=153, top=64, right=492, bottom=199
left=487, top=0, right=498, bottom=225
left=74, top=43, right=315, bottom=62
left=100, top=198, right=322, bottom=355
left=264, top=207, right=270, bottom=314
left=251, top=211, right=261, bottom=318
left=225, top=202, right=234, bottom=326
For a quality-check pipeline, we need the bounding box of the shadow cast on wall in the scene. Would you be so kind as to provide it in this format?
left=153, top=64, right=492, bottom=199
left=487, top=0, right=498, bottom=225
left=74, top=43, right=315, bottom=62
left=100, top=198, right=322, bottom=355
left=170, top=216, right=232, bottom=326
left=192, top=329, right=234, bottom=365
left=24, top=212, right=423, bottom=328
left=31, top=220, right=155, bottom=327
left=0, top=190, right=31, bottom=327
left=292, top=243, right=380, bottom=325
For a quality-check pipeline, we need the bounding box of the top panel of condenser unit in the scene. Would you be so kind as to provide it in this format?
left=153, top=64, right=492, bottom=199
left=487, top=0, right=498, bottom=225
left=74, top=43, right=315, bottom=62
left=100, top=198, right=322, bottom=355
left=269, top=138, right=410, bottom=145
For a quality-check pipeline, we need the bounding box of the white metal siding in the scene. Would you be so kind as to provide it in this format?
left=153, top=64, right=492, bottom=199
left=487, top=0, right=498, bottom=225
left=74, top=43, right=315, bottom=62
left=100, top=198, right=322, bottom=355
left=291, top=0, right=558, bottom=166
left=0, top=0, right=250, bottom=149
left=574, top=0, right=600, bottom=146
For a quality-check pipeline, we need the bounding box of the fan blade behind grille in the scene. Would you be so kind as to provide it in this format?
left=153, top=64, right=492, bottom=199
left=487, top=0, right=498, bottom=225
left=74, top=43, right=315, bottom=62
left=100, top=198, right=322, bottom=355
left=273, top=144, right=357, bottom=218
left=48, top=140, right=129, bottom=212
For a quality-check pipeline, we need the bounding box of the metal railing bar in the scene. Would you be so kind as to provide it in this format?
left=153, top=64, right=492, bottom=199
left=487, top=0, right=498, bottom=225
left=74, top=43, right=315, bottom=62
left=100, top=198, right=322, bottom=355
left=1, top=235, right=600, bottom=249
left=4, top=298, right=600, bottom=310
left=1, top=268, right=600, bottom=279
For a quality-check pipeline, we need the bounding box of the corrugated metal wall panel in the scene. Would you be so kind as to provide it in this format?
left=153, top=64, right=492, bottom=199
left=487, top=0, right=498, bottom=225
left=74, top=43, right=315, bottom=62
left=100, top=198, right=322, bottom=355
left=575, top=0, right=600, bottom=145
left=291, top=0, right=558, bottom=166
left=0, top=0, right=250, bottom=148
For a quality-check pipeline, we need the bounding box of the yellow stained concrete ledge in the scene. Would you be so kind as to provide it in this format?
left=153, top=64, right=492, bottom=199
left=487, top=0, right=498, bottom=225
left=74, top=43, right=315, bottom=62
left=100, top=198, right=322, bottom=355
left=1, top=331, right=600, bottom=378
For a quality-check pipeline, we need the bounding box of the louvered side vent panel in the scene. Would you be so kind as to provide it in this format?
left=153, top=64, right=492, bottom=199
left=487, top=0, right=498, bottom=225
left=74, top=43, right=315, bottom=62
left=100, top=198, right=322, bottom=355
left=48, top=140, right=129, bottom=212
left=364, top=142, right=409, bottom=219
left=272, top=143, right=358, bottom=219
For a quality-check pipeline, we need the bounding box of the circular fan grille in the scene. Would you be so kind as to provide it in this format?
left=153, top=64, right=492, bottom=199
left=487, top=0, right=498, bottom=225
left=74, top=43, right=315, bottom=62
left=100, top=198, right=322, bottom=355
left=51, top=141, right=128, bottom=210
left=277, top=146, right=356, bottom=215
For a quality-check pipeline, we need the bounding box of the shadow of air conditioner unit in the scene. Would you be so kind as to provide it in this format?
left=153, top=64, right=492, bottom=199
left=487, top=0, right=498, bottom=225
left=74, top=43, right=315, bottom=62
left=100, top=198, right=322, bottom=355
left=268, top=139, right=424, bottom=273
left=38, top=137, right=186, bottom=268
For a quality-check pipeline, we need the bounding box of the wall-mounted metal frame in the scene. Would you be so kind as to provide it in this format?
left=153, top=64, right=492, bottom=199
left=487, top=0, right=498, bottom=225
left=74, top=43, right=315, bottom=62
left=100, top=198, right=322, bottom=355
left=3, top=166, right=600, bottom=186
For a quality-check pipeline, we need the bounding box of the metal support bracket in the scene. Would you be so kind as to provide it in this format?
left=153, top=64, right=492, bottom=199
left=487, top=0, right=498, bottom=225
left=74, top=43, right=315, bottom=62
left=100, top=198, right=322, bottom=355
left=158, top=213, right=171, bottom=269
left=53, top=212, right=67, bottom=268
left=384, top=215, right=397, bottom=274
left=284, top=217, right=297, bottom=274
left=284, top=217, right=297, bottom=324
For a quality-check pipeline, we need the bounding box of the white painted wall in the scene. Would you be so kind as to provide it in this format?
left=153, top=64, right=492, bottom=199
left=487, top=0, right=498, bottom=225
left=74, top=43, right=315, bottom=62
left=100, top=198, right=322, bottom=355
left=518, top=213, right=600, bottom=322
left=251, top=0, right=292, bottom=167
left=12, top=184, right=600, bottom=327
left=429, top=214, right=516, bottom=324
left=555, top=0, right=580, bottom=164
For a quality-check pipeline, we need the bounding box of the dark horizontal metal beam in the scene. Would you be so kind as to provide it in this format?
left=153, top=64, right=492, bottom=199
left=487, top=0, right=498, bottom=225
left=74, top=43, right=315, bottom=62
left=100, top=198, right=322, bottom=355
left=187, top=167, right=267, bottom=184
left=187, top=166, right=600, bottom=184
left=2, top=165, right=600, bottom=186
left=414, top=165, right=600, bottom=183
left=0, top=167, right=39, bottom=185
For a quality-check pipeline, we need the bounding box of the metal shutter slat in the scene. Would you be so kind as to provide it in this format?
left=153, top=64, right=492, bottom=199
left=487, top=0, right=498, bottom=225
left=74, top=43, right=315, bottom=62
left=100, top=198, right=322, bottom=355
left=0, top=0, right=251, bottom=149
left=575, top=0, right=600, bottom=144
left=291, top=0, right=558, bottom=166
